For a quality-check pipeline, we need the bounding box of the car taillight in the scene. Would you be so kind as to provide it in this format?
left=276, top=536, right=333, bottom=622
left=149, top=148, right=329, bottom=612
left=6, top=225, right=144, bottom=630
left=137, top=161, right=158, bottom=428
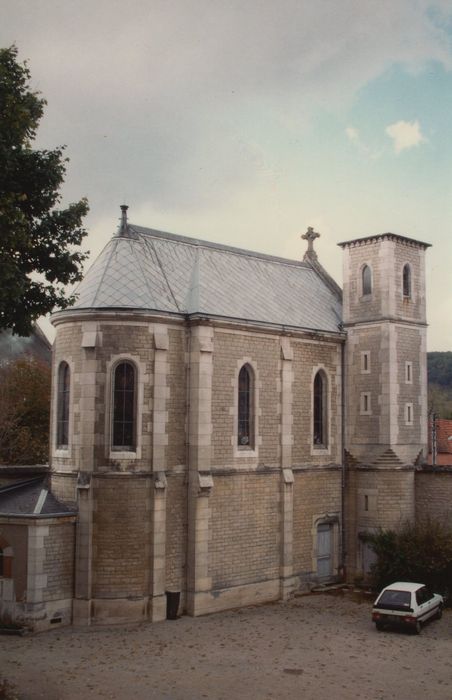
left=403, top=616, right=415, bottom=624
left=372, top=612, right=380, bottom=621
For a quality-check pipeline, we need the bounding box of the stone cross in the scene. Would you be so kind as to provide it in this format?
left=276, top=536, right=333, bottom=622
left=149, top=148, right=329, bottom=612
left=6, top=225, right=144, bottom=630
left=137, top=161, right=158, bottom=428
left=301, top=226, right=320, bottom=260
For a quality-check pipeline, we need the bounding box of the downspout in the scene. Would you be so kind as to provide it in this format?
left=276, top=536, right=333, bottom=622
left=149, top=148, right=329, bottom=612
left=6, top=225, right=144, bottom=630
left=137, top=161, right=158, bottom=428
left=340, top=337, right=347, bottom=580
left=185, top=319, right=192, bottom=606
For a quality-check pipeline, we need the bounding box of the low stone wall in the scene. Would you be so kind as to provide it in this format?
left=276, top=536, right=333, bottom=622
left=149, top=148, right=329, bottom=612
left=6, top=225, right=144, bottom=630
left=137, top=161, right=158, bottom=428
left=415, top=466, right=452, bottom=521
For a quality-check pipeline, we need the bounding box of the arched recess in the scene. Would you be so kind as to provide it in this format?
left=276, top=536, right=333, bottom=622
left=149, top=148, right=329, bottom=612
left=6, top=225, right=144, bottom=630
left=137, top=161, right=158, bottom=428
left=56, top=361, right=71, bottom=448
left=361, top=264, right=372, bottom=296
left=237, top=363, right=254, bottom=449
left=313, top=369, right=328, bottom=449
left=112, top=360, right=137, bottom=451
left=402, top=263, right=412, bottom=298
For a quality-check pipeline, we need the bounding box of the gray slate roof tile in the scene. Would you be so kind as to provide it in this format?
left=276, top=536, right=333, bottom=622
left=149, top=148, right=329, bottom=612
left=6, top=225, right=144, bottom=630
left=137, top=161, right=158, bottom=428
left=71, top=224, right=342, bottom=333
left=0, top=478, right=75, bottom=516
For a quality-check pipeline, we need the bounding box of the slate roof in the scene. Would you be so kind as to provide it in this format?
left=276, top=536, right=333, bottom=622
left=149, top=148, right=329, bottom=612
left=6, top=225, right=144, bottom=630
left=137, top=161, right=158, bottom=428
left=0, top=326, right=52, bottom=366
left=70, top=222, right=343, bottom=334
left=0, top=478, right=76, bottom=517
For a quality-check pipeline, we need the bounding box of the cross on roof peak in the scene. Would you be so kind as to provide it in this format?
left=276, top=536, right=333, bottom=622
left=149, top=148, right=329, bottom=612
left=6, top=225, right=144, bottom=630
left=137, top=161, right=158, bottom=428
left=301, top=226, right=320, bottom=260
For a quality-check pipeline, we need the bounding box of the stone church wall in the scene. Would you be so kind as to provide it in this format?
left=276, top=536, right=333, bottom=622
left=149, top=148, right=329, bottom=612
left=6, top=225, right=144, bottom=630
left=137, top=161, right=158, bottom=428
left=43, top=521, right=75, bottom=602
left=50, top=314, right=347, bottom=623
left=292, top=468, right=342, bottom=581
left=166, top=328, right=186, bottom=468
left=165, top=473, right=187, bottom=594
left=291, top=340, right=341, bottom=465
left=211, top=330, right=281, bottom=466
left=346, top=467, right=415, bottom=579
left=209, top=471, right=280, bottom=590
left=415, top=469, right=452, bottom=521
left=92, top=475, right=151, bottom=599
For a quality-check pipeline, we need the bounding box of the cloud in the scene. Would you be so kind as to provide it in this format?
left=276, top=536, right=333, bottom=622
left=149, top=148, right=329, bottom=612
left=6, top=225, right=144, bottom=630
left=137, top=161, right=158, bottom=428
left=385, top=120, right=427, bottom=153
left=345, top=126, right=381, bottom=159
left=1, top=0, right=449, bottom=212
left=345, top=127, right=360, bottom=144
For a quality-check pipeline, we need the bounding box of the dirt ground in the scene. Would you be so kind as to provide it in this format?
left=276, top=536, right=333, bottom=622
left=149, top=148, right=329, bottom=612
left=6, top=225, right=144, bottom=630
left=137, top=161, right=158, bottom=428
left=1, top=591, right=452, bottom=700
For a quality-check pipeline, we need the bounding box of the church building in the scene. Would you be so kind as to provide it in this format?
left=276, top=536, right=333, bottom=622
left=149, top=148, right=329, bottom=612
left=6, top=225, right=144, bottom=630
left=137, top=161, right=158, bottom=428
left=0, top=207, right=431, bottom=630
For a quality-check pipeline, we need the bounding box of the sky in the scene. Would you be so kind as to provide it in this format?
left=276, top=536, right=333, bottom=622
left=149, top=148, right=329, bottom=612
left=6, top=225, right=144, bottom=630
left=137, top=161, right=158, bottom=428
left=2, top=0, right=452, bottom=350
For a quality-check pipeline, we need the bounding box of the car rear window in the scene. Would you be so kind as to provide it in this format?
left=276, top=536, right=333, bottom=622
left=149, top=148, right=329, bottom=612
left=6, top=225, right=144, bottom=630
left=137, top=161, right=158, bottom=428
left=376, top=589, right=412, bottom=610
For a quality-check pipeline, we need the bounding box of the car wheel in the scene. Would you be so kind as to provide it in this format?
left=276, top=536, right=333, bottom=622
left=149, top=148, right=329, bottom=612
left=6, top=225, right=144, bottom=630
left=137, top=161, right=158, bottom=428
left=375, top=622, right=384, bottom=632
left=414, top=621, right=422, bottom=635
left=436, top=605, right=443, bottom=620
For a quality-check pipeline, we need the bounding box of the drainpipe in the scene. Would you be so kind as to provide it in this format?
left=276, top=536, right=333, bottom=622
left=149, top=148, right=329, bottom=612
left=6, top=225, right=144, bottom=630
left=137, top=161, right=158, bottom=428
left=340, top=338, right=347, bottom=581
left=185, top=320, right=192, bottom=603
left=431, top=412, right=437, bottom=466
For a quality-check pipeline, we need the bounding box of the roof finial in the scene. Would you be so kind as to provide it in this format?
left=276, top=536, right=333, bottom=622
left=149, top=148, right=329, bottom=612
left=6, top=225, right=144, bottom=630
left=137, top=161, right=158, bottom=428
left=301, top=226, right=320, bottom=261
left=120, top=204, right=129, bottom=234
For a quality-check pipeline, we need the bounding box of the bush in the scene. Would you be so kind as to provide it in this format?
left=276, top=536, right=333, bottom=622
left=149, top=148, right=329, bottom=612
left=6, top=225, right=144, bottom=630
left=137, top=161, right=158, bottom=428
left=0, top=357, right=50, bottom=464
left=363, top=518, right=452, bottom=603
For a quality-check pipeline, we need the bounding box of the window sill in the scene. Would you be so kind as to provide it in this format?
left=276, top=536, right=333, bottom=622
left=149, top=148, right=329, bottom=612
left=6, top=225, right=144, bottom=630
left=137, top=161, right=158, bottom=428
left=109, top=450, right=138, bottom=460
left=311, top=445, right=331, bottom=456
left=233, top=446, right=258, bottom=459
left=54, top=448, right=70, bottom=456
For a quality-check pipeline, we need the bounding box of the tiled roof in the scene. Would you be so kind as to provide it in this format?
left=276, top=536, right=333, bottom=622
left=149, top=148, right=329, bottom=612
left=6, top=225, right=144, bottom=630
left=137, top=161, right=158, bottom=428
left=0, top=478, right=76, bottom=517
left=428, top=418, right=452, bottom=455
left=0, top=326, right=51, bottom=365
left=70, top=224, right=343, bottom=334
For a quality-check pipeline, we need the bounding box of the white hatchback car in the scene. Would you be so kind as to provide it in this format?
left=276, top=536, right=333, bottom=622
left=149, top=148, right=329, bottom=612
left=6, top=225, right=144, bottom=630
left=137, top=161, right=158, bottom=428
left=372, top=582, right=444, bottom=634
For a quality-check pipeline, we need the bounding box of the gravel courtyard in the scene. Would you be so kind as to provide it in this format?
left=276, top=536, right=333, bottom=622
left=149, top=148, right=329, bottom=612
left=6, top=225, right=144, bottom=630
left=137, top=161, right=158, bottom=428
left=1, top=591, right=452, bottom=700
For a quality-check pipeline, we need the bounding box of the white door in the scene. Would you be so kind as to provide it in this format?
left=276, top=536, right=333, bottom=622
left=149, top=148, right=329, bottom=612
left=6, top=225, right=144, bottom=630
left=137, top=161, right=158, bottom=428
left=317, top=523, right=333, bottom=578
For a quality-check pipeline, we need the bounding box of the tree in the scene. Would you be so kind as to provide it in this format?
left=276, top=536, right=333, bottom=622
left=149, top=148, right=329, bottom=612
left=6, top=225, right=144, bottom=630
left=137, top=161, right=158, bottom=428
left=364, top=519, right=452, bottom=601
left=0, top=357, right=51, bottom=464
left=0, top=45, right=89, bottom=336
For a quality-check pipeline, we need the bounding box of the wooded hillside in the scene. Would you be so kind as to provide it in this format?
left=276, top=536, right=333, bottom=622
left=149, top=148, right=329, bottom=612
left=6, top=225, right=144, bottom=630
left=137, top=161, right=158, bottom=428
left=428, top=352, right=452, bottom=419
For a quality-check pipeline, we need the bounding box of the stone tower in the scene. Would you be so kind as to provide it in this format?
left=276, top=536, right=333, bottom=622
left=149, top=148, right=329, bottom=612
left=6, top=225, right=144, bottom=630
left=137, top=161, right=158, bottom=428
left=339, top=233, right=430, bottom=578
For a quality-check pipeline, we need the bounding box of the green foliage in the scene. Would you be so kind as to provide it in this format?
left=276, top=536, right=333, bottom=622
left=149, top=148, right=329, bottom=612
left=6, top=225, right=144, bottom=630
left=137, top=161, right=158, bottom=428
left=428, top=382, right=452, bottom=419
left=428, top=352, right=452, bottom=388
left=427, top=352, right=452, bottom=418
left=0, top=45, right=89, bottom=336
left=364, top=519, right=452, bottom=602
left=0, top=357, right=51, bottom=464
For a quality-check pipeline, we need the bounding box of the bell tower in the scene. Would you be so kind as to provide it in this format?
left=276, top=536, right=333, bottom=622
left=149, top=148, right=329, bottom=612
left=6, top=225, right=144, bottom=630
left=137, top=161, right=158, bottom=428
left=339, top=233, right=431, bottom=578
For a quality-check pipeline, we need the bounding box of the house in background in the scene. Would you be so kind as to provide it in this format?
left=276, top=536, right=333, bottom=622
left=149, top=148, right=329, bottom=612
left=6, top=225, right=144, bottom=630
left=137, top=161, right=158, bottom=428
left=0, top=325, right=51, bottom=366
left=0, top=207, right=445, bottom=631
left=428, top=418, right=452, bottom=466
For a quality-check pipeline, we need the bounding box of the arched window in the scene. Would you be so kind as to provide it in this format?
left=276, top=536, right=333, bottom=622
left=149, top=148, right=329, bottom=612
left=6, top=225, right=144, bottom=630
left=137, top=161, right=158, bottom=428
left=57, top=361, right=70, bottom=448
left=313, top=371, right=327, bottom=447
left=403, top=264, right=411, bottom=298
left=362, top=264, right=372, bottom=295
left=238, top=364, right=254, bottom=447
left=112, top=362, right=136, bottom=450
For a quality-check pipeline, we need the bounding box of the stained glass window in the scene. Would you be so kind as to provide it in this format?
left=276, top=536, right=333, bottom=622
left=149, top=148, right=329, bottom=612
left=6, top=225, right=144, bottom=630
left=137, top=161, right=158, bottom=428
left=113, top=362, right=136, bottom=449
left=57, top=362, right=70, bottom=447
left=238, top=364, right=253, bottom=447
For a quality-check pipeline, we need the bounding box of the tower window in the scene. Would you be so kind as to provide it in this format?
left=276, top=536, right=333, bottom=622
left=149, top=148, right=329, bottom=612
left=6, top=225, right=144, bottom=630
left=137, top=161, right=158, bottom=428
left=405, top=361, right=413, bottom=384
left=362, top=265, right=372, bottom=296
left=238, top=364, right=254, bottom=447
left=405, top=403, right=414, bottom=426
left=403, top=264, right=412, bottom=298
left=112, top=362, right=136, bottom=450
left=57, top=361, right=70, bottom=448
left=360, top=392, right=371, bottom=415
left=361, top=351, right=370, bottom=374
left=313, top=371, right=328, bottom=447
